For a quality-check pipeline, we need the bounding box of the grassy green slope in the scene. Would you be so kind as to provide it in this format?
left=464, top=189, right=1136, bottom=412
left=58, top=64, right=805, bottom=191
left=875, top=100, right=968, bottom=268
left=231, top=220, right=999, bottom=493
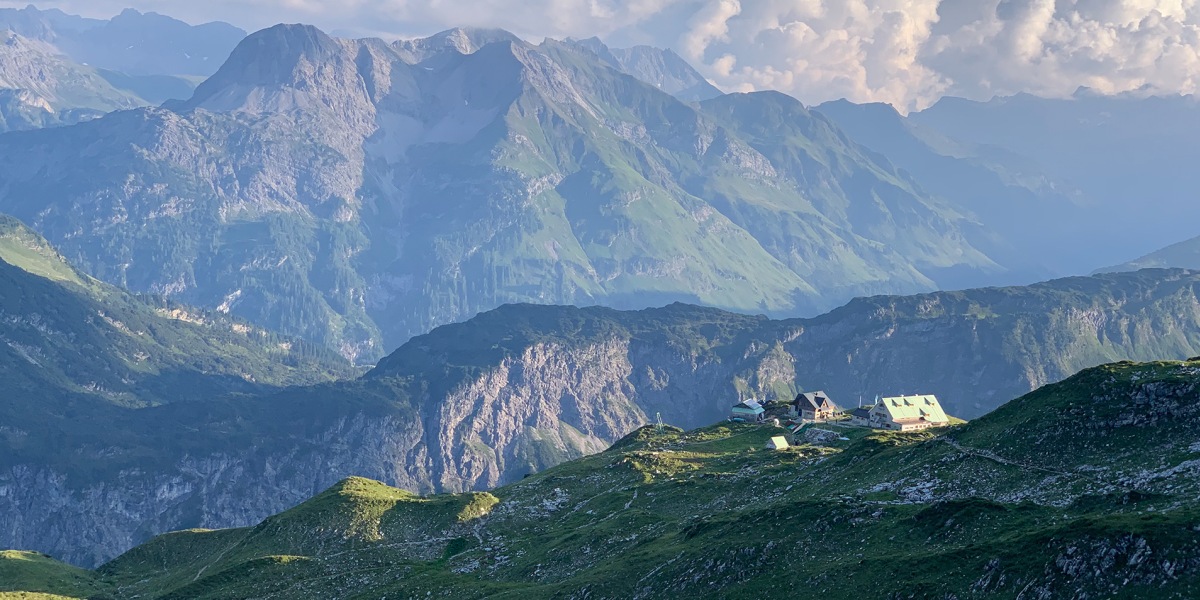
left=0, top=214, right=354, bottom=408
left=0, top=216, right=85, bottom=285
left=952, top=359, right=1200, bottom=478
left=34, top=359, right=1199, bottom=599
left=0, top=552, right=100, bottom=600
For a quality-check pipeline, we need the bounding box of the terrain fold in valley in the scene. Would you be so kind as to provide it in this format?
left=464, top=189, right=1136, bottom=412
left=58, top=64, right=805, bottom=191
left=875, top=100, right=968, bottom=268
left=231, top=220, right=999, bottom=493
left=2, top=218, right=1200, bottom=566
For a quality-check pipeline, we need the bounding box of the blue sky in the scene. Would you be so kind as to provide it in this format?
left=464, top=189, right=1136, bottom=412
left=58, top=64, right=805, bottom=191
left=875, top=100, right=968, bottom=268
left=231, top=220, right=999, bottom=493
left=5, top=0, right=1200, bottom=111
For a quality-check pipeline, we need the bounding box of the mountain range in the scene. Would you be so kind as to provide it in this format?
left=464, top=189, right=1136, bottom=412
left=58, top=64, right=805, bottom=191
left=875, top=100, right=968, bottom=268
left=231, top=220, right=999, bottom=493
left=813, top=99, right=1087, bottom=277
left=1, top=6, right=1200, bottom=588
left=0, top=9, right=1197, bottom=363
left=0, top=6, right=245, bottom=131
left=0, top=22, right=1019, bottom=361
left=3, top=215, right=1200, bottom=566
left=908, top=90, right=1200, bottom=268
left=4, top=357, right=1199, bottom=598
left=563, top=36, right=723, bottom=101
left=0, top=6, right=244, bottom=77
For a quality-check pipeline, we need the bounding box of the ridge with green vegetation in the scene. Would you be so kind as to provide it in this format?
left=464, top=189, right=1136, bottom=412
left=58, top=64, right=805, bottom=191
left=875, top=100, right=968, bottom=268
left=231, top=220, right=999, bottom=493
left=0, top=214, right=355, bottom=407
left=4, top=230, right=1200, bottom=567
left=5, top=359, right=1198, bottom=598
left=0, top=214, right=358, bottom=568
left=0, top=28, right=209, bottom=134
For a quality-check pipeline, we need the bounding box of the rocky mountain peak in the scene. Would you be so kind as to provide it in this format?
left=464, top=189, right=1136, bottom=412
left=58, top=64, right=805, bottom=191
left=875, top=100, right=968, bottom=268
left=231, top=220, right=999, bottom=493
left=433, top=27, right=520, bottom=54
left=114, top=7, right=147, bottom=20
left=216, top=23, right=343, bottom=82
left=0, top=29, right=139, bottom=118
left=813, top=99, right=913, bottom=142
left=0, top=6, right=74, bottom=43
left=561, top=36, right=722, bottom=102
left=393, top=26, right=521, bottom=64
left=700, top=91, right=822, bottom=142
left=173, top=23, right=372, bottom=115
left=819, top=98, right=902, bottom=118
left=0, top=28, right=52, bottom=55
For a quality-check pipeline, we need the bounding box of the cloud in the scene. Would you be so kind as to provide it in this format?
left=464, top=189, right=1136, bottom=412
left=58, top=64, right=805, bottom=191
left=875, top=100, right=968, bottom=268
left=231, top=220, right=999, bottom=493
left=682, top=0, right=1200, bottom=110
left=7, top=0, right=1200, bottom=110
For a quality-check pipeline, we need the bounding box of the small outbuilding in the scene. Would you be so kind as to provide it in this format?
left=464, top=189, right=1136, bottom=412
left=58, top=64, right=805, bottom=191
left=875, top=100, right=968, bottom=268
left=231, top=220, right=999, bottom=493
left=849, top=407, right=872, bottom=427
left=766, top=436, right=790, bottom=450
left=730, top=399, right=766, bottom=422
left=791, top=391, right=842, bottom=422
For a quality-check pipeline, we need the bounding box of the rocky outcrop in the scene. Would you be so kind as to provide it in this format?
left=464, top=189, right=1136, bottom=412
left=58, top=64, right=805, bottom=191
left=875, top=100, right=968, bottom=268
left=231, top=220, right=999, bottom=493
left=0, top=31, right=143, bottom=132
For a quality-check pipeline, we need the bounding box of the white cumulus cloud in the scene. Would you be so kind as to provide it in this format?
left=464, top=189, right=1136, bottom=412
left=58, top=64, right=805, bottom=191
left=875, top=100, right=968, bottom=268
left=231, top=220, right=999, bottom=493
left=681, top=0, right=1200, bottom=110
left=6, top=0, right=1200, bottom=110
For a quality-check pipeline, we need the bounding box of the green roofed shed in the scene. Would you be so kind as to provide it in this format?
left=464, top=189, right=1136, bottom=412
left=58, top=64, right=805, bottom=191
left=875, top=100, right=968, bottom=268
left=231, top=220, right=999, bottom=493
left=731, top=399, right=766, bottom=422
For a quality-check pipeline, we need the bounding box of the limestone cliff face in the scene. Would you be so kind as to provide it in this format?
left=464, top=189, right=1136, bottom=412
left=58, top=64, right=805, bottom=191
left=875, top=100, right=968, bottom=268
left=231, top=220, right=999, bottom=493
left=429, top=339, right=642, bottom=490
left=423, top=335, right=768, bottom=491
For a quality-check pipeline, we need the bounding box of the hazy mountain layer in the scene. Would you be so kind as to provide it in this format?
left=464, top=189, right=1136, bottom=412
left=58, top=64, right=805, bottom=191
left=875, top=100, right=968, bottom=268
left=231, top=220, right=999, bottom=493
left=0, top=5, right=245, bottom=78
left=0, top=24, right=1009, bottom=359
left=911, top=91, right=1200, bottom=268
left=1100, top=236, right=1200, bottom=274
left=6, top=359, right=1199, bottom=598
left=815, top=99, right=1088, bottom=278
left=0, top=31, right=144, bottom=132
left=0, top=7, right=245, bottom=132
left=3, top=253, right=1199, bottom=566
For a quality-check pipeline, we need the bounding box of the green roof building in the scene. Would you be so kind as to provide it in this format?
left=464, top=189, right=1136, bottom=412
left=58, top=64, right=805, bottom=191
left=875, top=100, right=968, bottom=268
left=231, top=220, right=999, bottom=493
left=869, top=395, right=949, bottom=431
left=730, top=399, right=766, bottom=422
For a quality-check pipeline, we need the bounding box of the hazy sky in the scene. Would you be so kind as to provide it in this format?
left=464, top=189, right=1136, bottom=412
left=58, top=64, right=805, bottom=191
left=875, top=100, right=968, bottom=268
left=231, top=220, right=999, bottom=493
left=6, top=0, right=1200, bottom=111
